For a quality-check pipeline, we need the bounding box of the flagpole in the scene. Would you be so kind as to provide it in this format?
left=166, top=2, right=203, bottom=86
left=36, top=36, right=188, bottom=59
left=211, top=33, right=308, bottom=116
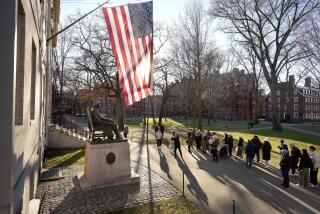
left=46, top=0, right=110, bottom=44
left=146, top=97, right=149, bottom=144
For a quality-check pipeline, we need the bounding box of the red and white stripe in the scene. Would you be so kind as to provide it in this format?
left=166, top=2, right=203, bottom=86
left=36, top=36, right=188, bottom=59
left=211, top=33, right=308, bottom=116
left=103, top=5, right=153, bottom=106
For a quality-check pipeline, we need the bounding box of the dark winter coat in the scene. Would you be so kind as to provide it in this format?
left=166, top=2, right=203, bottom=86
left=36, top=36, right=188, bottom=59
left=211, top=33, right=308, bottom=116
left=171, top=135, right=180, bottom=147
left=228, top=136, right=234, bottom=149
left=298, top=153, right=313, bottom=170
left=195, top=134, right=202, bottom=143
left=237, top=138, right=244, bottom=147
left=245, top=141, right=255, bottom=158
left=262, top=141, right=272, bottom=161
left=291, top=147, right=301, bottom=165
left=252, top=138, right=262, bottom=152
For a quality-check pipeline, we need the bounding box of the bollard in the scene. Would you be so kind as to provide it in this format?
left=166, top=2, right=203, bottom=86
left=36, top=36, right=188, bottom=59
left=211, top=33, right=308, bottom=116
left=182, top=171, right=185, bottom=197
left=233, top=200, right=235, bottom=214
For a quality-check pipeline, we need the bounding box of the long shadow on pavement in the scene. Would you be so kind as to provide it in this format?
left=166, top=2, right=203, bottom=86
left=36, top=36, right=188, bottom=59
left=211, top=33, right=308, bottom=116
left=197, top=156, right=320, bottom=214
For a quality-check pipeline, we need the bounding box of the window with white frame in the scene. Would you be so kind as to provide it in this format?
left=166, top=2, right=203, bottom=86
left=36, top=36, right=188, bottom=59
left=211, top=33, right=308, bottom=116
left=294, top=97, right=298, bottom=103
left=294, top=104, right=298, bottom=110
left=277, top=91, right=280, bottom=96
left=294, top=112, right=298, bottom=119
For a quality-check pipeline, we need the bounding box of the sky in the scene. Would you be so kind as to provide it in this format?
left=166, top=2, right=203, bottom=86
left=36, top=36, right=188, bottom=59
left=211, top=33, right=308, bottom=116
left=60, top=0, right=229, bottom=51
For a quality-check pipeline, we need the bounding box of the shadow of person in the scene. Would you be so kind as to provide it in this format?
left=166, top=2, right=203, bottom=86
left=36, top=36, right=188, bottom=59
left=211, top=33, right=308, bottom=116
left=176, top=157, right=209, bottom=206
left=158, top=149, right=172, bottom=180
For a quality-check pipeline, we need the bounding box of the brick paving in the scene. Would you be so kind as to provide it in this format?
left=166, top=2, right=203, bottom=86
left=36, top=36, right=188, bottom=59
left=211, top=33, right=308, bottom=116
left=36, top=162, right=181, bottom=214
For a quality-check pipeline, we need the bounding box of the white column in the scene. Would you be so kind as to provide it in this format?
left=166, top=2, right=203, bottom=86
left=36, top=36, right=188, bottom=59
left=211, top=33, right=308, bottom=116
left=0, top=0, right=17, bottom=213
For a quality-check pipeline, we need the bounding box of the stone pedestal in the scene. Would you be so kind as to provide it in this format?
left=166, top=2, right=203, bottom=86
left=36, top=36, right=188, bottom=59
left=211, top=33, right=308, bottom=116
left=77, top=140, right=140, bottom=190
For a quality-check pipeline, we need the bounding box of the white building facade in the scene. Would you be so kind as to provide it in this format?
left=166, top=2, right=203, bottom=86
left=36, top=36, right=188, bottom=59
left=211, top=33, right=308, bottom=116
left=0, top=0, right=59, bottom=213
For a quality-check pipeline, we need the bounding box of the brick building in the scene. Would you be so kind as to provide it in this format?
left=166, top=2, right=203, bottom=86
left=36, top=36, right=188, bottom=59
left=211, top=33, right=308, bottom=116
left=265, top=76, right=320, bottom=122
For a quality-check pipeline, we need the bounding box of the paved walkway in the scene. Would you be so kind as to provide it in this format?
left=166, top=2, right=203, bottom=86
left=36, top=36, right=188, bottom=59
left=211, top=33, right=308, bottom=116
left=36, top=162, right=180, bottom=214
left=130, top=142, right=320, bottom=214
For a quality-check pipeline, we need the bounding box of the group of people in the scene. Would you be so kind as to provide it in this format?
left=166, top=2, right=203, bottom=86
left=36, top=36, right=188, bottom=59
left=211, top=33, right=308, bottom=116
left=161, top=127, right=320, bottom=189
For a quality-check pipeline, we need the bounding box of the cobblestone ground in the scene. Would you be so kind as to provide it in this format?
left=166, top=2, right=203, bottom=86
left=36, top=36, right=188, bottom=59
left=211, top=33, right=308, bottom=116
left=36, top=162, right=181, bottom=214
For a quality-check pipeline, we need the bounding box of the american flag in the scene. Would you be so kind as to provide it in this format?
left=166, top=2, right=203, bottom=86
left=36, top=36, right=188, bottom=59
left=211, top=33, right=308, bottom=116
left=103, top=1, right=153, bottom=106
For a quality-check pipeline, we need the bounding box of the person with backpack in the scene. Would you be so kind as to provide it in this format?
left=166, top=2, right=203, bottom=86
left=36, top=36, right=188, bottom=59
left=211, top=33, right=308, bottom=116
left=297, top=149, right=313, bottom=187
left=309, top=146, right=320, bottom=187
left=280, top=144, right=291, bottom=188
left=262, top=137, right=272, bottom=168
left=245, top=140, right=255, bottom=168
left=290, top=143, right=301, bottom=175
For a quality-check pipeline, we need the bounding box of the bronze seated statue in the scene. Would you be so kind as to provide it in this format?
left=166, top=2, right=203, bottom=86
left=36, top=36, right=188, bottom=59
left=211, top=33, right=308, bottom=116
left=87, top=103, right=122, bottom=140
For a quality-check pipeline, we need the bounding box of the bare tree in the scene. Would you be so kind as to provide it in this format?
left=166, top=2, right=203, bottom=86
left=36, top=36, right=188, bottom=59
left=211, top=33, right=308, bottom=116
left=153, top=58, right=176, bottom=125
left=173, top=0, right=215, bottom=130
left=210, top=0, right=320, bottom=130
left=52, top=24, right=74, bottom=122
left=303, top=13, right=320, bottom=87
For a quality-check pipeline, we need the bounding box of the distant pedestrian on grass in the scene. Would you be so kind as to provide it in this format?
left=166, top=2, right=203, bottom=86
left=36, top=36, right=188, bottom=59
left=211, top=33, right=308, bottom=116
left=280, top=144, right=291, bottom=188
left=297, top=149, right=313, bottom=187
left=245, top=140, right=255, bottom=168
left=171, top=131, right=182, bottom=158
left=236, top=137, right=244, bottom=158
left=309, top=146, right=320, bottom=187
left=290, top=143, right=301, bottom=175
left=155, top=130, right=162, bottom=150
left=262, top=137, right=272, bottom=168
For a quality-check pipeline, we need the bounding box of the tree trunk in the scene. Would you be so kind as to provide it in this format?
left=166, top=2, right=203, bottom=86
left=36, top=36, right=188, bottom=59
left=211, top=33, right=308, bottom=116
left=207, top=110, right=210, bottom=125
left=254, top=87, right=260, bottom=124
left=197, top=105, right=202, bottom=130
left=270, top=78, right=282, bottom=131
left=158, top=103, right=164, bottom=126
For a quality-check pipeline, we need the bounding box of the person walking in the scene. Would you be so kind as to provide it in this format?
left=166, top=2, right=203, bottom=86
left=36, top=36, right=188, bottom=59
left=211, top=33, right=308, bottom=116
left=171, top=131, right=182, bottom=158
left=262, top=137, right=272, bottom=168
left=123, top=126, right=129, bottom=138
left=245, top=140, right=255, bottom=168
left=195, top=131, right=202, bottom=151
left=154, top=123, right=159, bottom=133
left=280, top=144, right=291, bottom=188
left=155, top=130, right=162, bottom=150
left=160, top=124, right=165, bottom=138
left=309, top=146, right=320, bottom=187
left=211, top=133, right=219, bottom=162
left=236, top=137, right=244, bottom=158
left=252, top=136, right=262, bottom=162
left=297, top=149, right=313, bottom=187
left=290, top=143, right=301, bottom=175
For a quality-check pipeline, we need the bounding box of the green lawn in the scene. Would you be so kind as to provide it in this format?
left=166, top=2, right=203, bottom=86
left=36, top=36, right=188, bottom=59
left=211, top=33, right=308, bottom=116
left=291, top=125, right=320, bottom=133
left=125, top=117, right=269, bottom=131
left=110, top=196, right=202, bottom=214
left=45, top=149, right=85, bottom=168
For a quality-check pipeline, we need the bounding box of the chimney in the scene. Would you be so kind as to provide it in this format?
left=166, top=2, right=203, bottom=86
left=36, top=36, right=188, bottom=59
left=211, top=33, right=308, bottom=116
left=289, top=75, right=295, bottom=85
left=305, top=77, right=311, bottom=88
